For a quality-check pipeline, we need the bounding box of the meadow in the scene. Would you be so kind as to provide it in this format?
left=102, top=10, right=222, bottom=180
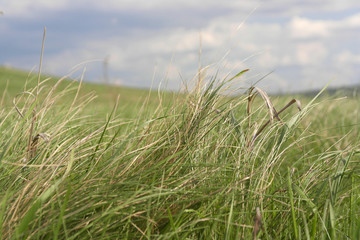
left=0, top=66, right=359, bottom=239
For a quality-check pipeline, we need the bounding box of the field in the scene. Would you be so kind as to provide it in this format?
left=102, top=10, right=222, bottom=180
left=0, top=66, right=359, bottom=239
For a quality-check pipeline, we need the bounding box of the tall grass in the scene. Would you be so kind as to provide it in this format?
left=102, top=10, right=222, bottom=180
left=0, top=67, right=359, bottom=239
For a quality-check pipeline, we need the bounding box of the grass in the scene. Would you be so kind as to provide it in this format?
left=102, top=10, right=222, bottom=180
left=0, top=66, right=359, bottom=239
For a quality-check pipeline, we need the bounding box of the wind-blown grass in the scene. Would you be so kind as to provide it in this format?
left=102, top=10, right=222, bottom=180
left=0, top=67, right=359, bottom=239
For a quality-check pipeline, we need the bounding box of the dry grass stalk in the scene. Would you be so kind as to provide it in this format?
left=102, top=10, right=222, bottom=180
left=13, top=91, right=36, bottom=119
left=247, top=87, right=301, bottom=148
left=253, top=207, right=262, bottom=240
left=29, top=133, right=50, bottom=159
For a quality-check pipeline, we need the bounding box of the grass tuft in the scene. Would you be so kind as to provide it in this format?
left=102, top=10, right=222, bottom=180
left=0, top=66, right=359, bottom=239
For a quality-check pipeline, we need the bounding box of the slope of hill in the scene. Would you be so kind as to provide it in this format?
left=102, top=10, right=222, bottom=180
left=0, top=66, right=162, bottom=117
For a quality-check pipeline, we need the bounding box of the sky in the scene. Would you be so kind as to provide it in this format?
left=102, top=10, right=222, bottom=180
left=1, top=0, right=360, bottom=93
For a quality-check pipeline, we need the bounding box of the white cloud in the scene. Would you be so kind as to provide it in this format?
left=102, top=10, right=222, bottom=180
left=341, top=13, right=360, bottom=28
left=295, top=42, right=328, bottom=65
left=336, top=50, right=360, bottom=65
left=3, top=0, right=360, bottom=19
left=287, top=13, right=360, bottom=40
left=42, top=9, right=360, bottom=91
left=81, top=0, right=256, bottom=12
left=1, top=0, right=253, bottom=18
left=1, top=0, right=69, bottom=17
left=288, top=17, right=330, bottom=39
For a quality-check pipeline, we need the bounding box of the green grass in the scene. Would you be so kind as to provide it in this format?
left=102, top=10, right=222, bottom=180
left=0, top=66, right=359, bottom=239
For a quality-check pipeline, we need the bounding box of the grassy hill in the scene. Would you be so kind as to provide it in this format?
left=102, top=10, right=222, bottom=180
left=0, top=66, right=165, bottom=118
left=0, top=66, right=359, bottom=239
left=281, top=85, right=360, bottom=98
left=0, top=66, right=147, bottom=97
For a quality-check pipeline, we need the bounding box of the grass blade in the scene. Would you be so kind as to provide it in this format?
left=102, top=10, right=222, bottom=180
left=15, top=179, right=61, bottom=238
left=287, top=168, right=298, bottom=239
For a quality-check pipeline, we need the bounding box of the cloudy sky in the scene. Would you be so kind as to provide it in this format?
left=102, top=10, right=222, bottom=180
left=1, top=0, right=360, bottom=93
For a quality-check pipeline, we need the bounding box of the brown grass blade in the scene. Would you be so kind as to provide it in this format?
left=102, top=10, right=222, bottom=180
left=253, top=207, right=262, bottom=240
